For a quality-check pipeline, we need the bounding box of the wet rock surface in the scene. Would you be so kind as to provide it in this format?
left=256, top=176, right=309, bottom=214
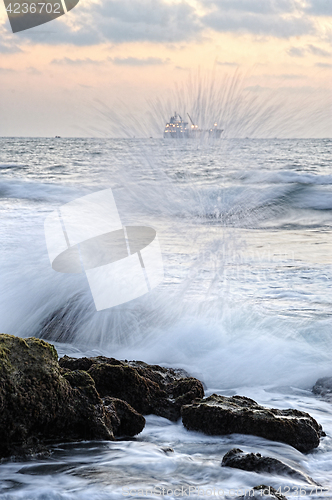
left=312, top=377, right=332, bottom=398
left=59, top=355, right=204, bottom=421
left=181, top=394, right=324, bottom=452
left=1, top=333, right=325, bottom=467
left=103, top=397, right=146, bottom=437
left=222, top=448, right=319, bottom=485
left=0, top=334, right=114, bottom=459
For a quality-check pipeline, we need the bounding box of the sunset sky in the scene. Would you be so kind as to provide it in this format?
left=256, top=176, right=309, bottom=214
left=0, top=0, right=331, bottom=136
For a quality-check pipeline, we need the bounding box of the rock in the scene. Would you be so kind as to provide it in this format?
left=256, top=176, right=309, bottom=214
left=59, top=355, right=204, bottom=421
left=61, top=356, right=94, bottom=372
left=313, top=377, right=332, bottom=398
left=236, top=485, right=288, bottom=499
left=62, top=369, right=101, bottom=404
left=222, top=448, right=320, bottom=486
left=38, top=299, right=83, bottom=343
left=87, top=361, right=162, bottom=415
left=0, top=334, right=114, bottom=459
left=59, top=355, right=116, bottom=372
left=181, top=394, right=324, bottom=452
left=103, top=397, right=145, bottom=437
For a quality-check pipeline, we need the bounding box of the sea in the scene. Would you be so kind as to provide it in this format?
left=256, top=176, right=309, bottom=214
left=0, top=137, right=332, bottom=499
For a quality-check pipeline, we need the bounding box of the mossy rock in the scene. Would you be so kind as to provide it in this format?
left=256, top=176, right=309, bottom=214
left=60, top=355, right=204, bottom=421
left=62, top=369, right=101, bottom=405
left=0, top=334, right=114, bottom=458
left=103, top=397, right=145, bottom=437
left=88, top=362, right=163, bottom=414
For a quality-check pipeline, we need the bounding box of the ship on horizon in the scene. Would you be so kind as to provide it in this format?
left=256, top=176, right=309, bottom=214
left=163, top=112, right=223, bottom=139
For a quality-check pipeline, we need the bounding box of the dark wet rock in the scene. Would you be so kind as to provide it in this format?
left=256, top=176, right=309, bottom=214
left=38, top=295, right=84, bottom=343
left=60, top=356, right=94, bottom=372
left=222, top=448, right=320, bottom=486
left=236, top=485, right=288, bottom=499
left=62, top=369, right=101, bottom=404
left=0, top=334, right=114, bottom=459
left=59, top=355, right=204, bottom=421
left=181, top=394, right=324, bottom=452
left=312, top=377, right=332, bottom=398
left=103, top=397, right=145, bottom=437
left=88, top=361, right=162, bottom=414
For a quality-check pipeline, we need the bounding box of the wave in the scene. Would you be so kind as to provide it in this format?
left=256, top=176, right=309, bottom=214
left=0, top=139, right=331, bottom=396
left=1, top=230, right=331, bottom=392
left=0, top=163, right=29, bottom=170
left=239, top=170, right=332, bottom=186
left=0, top=179, right=90, bottom=204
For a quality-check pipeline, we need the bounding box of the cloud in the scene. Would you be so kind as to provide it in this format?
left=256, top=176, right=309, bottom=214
left=287, top=44, right=331, bottom=58
left=315, top=62, right=332, bottom=68
left=51, top=57, right=103, bottom=65
left=244, top=85, right=270, bottom=92
left=0, top=29, right=23, bottom=53
left=246, top=84, right=317, bottom=94
left=26, top=66, right=42, bottom=74
left=304, top=0, right=332, bottom=17
left=203, top=11, right=314, bottom=38
left=279, top=73, right=306, bottom=79
left=4, top=0, right=327, bottom=48
left=216, top=61, right=239, bottom=66
left=201, top=1, right=315, bottom=38
left=16, top=0, right=202, bottom=46
left=204, top=0, right=331, bottom=18
left=203, top=0, right=299, bottom=15
left=277, top=85, right=317, bottom=93
left=307, top=44, right=331, bottom=57
left=0, top=67, right=16, bottom=73
left=109, top=56, right=170, bottom=66
left=261, top=73, right=306, bottom=80
left=287, top=46, right=306, bottom=57
left=0, top=41, right=21, bottom=53
left=96, top=0, right=201, bottom=43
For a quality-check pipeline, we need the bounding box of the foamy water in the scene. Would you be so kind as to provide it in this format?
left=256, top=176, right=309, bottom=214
left=0, top=137, right=331, bottom=499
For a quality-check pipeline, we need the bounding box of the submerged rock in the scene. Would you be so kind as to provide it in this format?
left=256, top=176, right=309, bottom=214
left=312, top=377, right=332, bottom=398
left=0, top=334, right=114, bottom=458
left=236, top=485, right=288, bottom=499
left=161, top=447, right=174, bottom=454
left=222, top=448, right=319, bottom=485
left=181, top=394, right=324, bottom=452
left=59, top=355, right=204, bottom=421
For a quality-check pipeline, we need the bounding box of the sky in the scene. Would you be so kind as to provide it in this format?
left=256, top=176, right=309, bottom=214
left=0, top=0, right=331, bottom=137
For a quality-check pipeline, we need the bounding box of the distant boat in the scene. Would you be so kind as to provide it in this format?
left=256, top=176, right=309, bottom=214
left=208, top=123, right=223, bottom=139
left=55, top=136, right=61, bottom=138
left=163, top=112, right=223, bottom=139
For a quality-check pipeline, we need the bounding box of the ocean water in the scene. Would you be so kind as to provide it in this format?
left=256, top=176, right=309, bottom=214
left=0, top=137, right=332, bottom=499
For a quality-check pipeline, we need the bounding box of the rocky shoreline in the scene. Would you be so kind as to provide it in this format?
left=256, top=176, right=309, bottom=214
left=0, top=334, right=327, bottom=498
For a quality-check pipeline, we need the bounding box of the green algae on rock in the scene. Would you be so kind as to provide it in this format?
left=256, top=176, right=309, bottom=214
left=0, top=334, right=114, bottom=458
